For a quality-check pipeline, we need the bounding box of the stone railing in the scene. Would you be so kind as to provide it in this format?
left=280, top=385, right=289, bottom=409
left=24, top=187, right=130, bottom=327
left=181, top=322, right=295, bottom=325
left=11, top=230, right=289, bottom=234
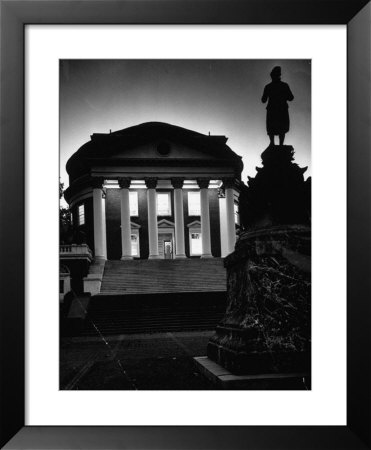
left=60, top=244, right=93, bottom=261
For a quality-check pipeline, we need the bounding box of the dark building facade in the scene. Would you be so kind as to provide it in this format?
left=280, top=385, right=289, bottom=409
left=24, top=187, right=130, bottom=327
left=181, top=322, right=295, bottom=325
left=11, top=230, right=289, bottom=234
left=64, top=122, right=243, bottom=262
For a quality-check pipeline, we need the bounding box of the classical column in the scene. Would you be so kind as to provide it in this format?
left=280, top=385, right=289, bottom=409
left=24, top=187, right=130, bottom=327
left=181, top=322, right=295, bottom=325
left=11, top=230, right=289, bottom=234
left=218, top=189, right=228, bottom=257
left=145, top=177, right=160, bottom=259
left=92, top=178, right=106, bottom=260
left=223, top=178, right=238, bottom=255
left=197, top=178, right=213, bottom=258
left=102, top=190, right=107, bottom=259
left=118, top=177, right=133, bottom=260
left=171, top=177, right=186, bottom=258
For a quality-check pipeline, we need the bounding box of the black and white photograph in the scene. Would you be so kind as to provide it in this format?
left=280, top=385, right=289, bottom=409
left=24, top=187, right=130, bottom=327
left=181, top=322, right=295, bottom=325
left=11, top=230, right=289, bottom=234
left=59, top=59, right=311, bottom=390
left=2, top=0, right=371, bottom=445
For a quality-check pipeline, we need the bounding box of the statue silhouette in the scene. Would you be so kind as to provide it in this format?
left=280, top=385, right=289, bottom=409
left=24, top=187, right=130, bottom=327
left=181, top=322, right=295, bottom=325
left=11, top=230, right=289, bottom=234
left=262, top=66, right=294, bottom=145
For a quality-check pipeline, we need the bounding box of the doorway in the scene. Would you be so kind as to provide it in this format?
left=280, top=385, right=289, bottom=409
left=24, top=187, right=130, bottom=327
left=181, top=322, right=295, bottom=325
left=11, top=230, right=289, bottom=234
left=158, top=231, right=174, bottom=259
left=164, top=240, right=173, bottom=259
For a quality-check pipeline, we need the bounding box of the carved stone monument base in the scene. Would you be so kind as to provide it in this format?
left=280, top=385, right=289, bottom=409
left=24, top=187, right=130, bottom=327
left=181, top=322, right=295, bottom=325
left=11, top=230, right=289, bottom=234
left=207, top=225, right=311, bottom=376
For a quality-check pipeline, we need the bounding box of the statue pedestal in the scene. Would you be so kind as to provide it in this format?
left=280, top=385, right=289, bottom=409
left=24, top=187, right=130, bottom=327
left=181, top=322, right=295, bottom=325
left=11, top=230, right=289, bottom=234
left=207, top=225, right=311, bottom=375
left=240, top=145, right=311, bottom=229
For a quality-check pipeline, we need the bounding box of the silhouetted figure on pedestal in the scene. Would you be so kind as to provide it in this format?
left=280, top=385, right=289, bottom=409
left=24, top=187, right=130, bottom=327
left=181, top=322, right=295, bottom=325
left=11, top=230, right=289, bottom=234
left=262, top=66, right=294, bottom=145
left=208, top=144, right=311, bottom=378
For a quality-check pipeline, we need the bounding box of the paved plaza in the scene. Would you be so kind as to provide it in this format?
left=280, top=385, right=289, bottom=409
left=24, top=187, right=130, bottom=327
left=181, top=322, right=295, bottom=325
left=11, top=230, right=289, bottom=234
left=60, top=330, right=219, bottom=390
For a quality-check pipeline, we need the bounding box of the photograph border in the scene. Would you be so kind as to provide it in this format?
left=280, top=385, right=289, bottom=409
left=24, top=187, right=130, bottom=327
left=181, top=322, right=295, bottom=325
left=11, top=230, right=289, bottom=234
left=0, top=0, right=370, bottom=448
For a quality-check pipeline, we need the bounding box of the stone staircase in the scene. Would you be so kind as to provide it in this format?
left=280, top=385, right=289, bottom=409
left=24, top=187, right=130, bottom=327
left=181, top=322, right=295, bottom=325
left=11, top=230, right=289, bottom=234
left=100, top=258, right=227, bottom=295
left=81, top=258, right=227, bottom=336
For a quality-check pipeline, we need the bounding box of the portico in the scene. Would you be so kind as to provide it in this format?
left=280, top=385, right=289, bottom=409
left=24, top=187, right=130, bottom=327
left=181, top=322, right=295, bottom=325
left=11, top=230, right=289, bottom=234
left=64, top=122, right=244, bottom=261
left=89, top=177, right=240, bottom=260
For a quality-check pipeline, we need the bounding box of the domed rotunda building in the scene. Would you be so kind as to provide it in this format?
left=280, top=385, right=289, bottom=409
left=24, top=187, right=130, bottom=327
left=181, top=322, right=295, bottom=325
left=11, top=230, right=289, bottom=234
left=60, top=122, right=244, bottom=332
left=64, top=122, right=243, bottom=263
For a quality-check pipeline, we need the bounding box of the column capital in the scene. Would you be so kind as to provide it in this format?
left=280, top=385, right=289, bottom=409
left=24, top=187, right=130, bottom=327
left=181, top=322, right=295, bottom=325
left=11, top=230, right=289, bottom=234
left=197, top=178, right=210, bottom=189
left=222, top=177, right=237, bottom=190
left=145, top=177, right=158, bottom=189
left=118, top=177, right=132, bottom=189
left=91, top=177, right=104, bottom=189
left=171, top=177, right=185, bottom=189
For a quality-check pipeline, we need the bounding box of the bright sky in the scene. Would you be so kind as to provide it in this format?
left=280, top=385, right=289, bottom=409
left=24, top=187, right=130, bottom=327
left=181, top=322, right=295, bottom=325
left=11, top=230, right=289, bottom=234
left=60, top=59, right=311, bottom=188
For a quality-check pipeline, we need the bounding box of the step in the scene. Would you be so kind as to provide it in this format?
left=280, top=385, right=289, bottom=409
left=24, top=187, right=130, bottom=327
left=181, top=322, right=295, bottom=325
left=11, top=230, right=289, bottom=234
left=99, top=258, right=227, bottom=295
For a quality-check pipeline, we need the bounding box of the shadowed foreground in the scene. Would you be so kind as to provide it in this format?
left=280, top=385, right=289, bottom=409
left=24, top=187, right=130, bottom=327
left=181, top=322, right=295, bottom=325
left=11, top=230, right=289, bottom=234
left=60, top=330, right=218, bottom=390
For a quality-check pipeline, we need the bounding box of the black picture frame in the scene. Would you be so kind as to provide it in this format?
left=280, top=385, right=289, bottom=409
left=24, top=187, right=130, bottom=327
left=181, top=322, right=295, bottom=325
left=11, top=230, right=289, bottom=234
left=0, top=1, right=370, bottom=448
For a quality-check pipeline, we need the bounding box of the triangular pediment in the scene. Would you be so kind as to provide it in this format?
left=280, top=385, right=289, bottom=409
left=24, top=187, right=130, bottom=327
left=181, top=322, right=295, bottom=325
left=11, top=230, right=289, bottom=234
left=187, top=220, right=201, bottom=228
left=90, top=123, right=239, bottom=163
left=66, top=122, right=243, bottom=186
left=158, top=219, right=175, bottom=228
